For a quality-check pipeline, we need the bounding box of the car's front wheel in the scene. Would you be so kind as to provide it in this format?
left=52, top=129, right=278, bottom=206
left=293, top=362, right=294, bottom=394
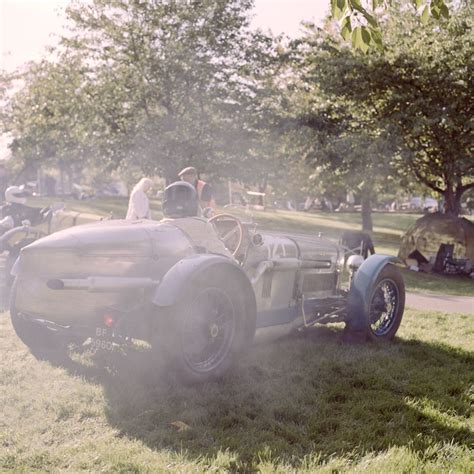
left=153, top=268, right=256, bottom=383
left=345, top=264, right=405, bottom=342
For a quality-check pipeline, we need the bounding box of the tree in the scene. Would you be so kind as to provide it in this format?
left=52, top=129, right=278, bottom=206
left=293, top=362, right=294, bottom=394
left=317, top=8, right=473, bottom=215
left=280, top=28, right=404, bottom=230
left=4, top=0, right=286, bottom=189
left=59, top=0, right=264, bottom=182
left=4, top=0, right=292, bottom=199
left=3, top=56, right=95, bottom=184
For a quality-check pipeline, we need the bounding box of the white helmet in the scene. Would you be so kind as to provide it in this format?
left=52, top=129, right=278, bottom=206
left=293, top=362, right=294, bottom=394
left=5, top=185, right=27, bottom=205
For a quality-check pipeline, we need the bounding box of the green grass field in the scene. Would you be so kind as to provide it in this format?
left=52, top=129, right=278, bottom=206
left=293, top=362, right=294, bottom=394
left=1, top=308, right=473, bottom=472
left=26, top=196, right=474, bottom=296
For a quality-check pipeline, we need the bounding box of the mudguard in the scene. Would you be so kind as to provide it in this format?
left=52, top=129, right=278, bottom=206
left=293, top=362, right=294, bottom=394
left=347, top=254, right=400, bottom=331
left=152, top=254, right=256, bottom=311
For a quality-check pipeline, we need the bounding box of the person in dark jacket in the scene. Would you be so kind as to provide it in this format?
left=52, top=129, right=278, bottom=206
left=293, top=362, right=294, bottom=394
left=178, top=167, right=216, bottom=209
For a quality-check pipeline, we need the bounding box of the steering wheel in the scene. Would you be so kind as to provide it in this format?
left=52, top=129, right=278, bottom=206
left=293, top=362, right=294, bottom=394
left=208, top=213, right=244, bottom=257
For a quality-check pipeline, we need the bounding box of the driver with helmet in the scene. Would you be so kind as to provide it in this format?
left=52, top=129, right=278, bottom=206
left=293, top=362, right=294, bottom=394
left=161, top=181, right=233, bottom=259
left=1, top=185, right=41, bottom=229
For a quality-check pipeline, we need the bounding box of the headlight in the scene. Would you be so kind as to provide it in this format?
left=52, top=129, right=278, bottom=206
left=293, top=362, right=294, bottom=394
left=346, top=255, right=364, bottom=272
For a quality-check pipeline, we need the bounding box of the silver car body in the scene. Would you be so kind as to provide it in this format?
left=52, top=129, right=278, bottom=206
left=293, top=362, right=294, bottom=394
left=12, top=218, right=343, bottom=333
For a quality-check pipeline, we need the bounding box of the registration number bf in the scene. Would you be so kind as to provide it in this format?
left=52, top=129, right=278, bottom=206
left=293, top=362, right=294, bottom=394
left=91, top=327, right=115, bottom=351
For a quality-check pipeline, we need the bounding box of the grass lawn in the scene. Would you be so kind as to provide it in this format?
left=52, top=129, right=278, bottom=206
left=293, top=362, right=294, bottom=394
left=1, top=308, right=473, bottom=472
left=401, top=268, right=474, bottom=297
left=25, top=196, right=474, bottom=297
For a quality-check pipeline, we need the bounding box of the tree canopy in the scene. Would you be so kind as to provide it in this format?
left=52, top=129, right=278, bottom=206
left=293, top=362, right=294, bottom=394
left=60, top=0, right=277, bottom=182
left=280, top=3, right=473, bottom=222
left=1, top=0, right=472, bottom=220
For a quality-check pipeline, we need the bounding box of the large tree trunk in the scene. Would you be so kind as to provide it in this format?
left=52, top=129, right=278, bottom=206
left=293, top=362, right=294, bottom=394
left=443, top=186, right=462, bottom=216
left=361, top=191, right=373, bottom=231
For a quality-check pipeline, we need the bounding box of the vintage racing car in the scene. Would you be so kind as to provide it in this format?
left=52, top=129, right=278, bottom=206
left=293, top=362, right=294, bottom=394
left=9, top=209, right=405, bottom=383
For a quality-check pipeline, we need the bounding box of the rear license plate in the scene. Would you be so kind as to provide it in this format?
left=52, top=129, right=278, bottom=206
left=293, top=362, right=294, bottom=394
left=91, top=327, right=115, bottom=351
left=90, top=337, right=115, bottom=351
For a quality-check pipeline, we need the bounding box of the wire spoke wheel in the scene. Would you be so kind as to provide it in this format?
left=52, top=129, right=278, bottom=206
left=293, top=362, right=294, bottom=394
left=153, top=266, right=256, bottom=383
left=369, top=278, right=400, bottom=337
left=181, top=287, right=236, bottom=374
left=345, top=263, right=405, bottom=342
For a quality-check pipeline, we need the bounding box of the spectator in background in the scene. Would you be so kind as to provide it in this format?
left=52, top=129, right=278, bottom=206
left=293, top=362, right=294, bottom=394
left=178, top=166, right=216, bottom=210
left=126, top=178, right=153, bottom=220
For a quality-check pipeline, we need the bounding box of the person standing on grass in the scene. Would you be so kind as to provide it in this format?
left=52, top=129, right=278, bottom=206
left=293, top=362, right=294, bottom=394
left=126, top=178, right=153, bottom=220
left=178, top=166, right=216, bottom=210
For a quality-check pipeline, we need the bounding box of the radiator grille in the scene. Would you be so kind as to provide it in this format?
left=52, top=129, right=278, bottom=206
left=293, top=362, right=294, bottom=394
left=302, top=273, right=336, bottom=293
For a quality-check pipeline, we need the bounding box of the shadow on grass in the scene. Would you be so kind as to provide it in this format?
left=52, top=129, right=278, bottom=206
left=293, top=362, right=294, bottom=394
left=50, top=325, right=473, bottom=470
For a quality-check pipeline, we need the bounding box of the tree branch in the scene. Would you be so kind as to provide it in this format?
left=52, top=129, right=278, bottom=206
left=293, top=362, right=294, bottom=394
left=410, top=162, right=444, bottom=194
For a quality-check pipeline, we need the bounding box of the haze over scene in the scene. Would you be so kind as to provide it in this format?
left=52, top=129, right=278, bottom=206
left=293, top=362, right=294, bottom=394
left=0, top=0, right=329, bottom=72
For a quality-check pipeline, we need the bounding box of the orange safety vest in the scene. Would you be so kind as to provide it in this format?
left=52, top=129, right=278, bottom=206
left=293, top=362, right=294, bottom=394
left=196, top=180, right=216, bottom=209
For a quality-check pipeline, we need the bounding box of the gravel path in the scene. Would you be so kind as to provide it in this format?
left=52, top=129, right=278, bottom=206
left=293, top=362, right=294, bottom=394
left=406, top=292, right=474, bottom=314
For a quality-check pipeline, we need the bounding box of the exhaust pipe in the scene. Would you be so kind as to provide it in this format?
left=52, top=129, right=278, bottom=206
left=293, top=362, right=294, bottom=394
left=47, top=276, right=159, bottom=292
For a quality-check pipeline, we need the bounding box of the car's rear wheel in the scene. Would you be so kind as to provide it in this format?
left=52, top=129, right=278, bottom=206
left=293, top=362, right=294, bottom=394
left=345, top=264, right=405, bottom=342
left=153, top=268, right=256, bottom=383
left=10, top=279, right=68, bottom=360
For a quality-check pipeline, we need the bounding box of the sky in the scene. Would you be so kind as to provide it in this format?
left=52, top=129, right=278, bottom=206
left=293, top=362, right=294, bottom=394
left=0, top=0, right=330, bottom=72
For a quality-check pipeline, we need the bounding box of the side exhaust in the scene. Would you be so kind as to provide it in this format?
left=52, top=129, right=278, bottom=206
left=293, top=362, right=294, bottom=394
left=47, top=277, right=159, bottom=292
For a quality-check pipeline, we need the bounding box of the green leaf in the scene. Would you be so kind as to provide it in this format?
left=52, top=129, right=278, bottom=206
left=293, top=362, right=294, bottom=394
left=342, top=15, right=351, bottom=28
left=361, top=27, right=371, bottom=45
left=352, top=26, right=369, bottom=53
left=431, top=5, right=440, bottom=19
left=341, top=17, right=352, bottom=41
left=415, top=0, right=424, bottom=8
left=352, top=26, right=361, bottom=48
left=370, top=28, right=383, bottom=50
left=331, top=0, right=346, bottom=20
left=367, top=13, right=378, bottom=28
left=440, top=3, right=449, bottom=18
left=341, top=25, right=351, bottom=41
left=421, top=5, right=430, bottom=24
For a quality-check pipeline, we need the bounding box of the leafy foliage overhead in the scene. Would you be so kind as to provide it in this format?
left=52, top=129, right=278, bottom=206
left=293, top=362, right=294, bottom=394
left=330, top=0, right=451, bottom=52
left=290, top=4, right=473, bottom=215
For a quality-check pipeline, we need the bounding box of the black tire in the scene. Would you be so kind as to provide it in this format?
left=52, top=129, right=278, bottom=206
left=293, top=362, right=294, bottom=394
left=153, top=268, right=256, bottom=384
left=10, top=279, right=68, bottom=360
left=345, top=264, right=405, bottom=342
